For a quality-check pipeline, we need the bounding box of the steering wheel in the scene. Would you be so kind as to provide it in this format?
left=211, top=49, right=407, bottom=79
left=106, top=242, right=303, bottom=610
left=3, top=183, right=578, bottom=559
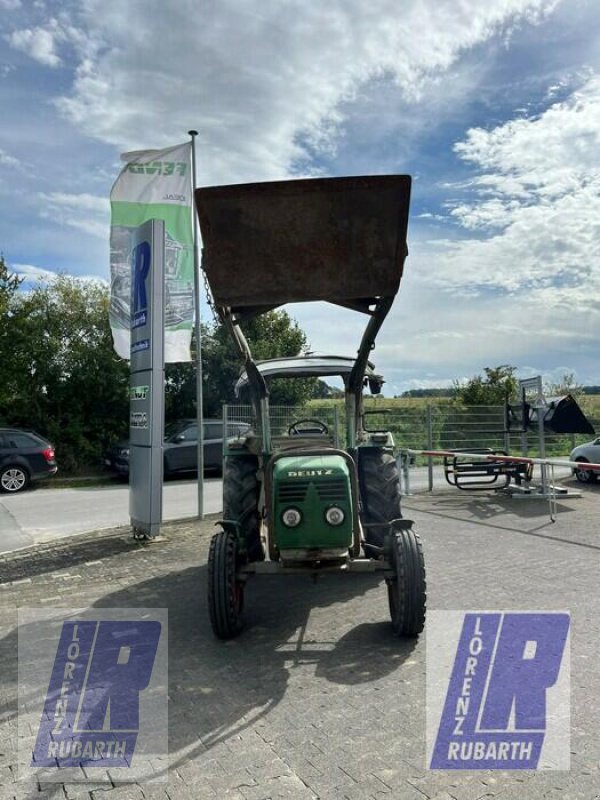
left=288, top=419, right=329, bottom=436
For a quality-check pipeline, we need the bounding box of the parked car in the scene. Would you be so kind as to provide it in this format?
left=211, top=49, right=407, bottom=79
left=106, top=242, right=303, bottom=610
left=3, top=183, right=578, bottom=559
left=104, top=418, right=251, bottom=479
left=569, top=438, right=600, bottom=484
left=0, top=428, right=58, bottom=493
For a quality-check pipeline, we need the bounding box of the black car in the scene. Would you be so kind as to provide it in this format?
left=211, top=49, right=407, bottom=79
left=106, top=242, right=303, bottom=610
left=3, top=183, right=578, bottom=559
left=104, top=419, right=250, bottom=478
left=0, top=428, right=58, bottom=493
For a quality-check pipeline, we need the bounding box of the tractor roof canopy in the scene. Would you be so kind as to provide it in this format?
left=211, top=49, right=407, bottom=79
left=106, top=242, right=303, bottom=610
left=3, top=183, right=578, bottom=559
left=234, top=354, right=383, bottom=397
left=195, top=175, right=411, bottom=317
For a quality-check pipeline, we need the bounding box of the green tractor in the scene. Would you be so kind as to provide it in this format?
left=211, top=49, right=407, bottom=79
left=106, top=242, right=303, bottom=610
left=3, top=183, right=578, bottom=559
left=195, top=175, right=426, bottom=639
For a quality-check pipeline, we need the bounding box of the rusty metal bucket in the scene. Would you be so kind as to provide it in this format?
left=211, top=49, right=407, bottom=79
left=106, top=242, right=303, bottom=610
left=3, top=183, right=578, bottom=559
left=195, top=175, right=411, bottom=313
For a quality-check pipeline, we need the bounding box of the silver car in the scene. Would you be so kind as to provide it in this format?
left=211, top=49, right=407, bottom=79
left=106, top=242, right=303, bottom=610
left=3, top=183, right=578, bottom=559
left=569, top=438, right=600, bottom=483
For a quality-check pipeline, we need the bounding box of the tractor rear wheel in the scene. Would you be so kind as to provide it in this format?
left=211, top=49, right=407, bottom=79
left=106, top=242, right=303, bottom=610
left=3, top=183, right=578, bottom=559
left=359, top=450, right=402, bottom=556
left=208, top=529, right=245, bottom=639
left=387, top=526, right=426, bottom=637
left=223, top=455, right=262, bottom=561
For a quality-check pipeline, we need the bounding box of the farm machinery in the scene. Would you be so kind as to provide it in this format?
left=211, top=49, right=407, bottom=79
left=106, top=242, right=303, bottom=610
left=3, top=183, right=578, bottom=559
left=195, top=175, right=426, bottom=639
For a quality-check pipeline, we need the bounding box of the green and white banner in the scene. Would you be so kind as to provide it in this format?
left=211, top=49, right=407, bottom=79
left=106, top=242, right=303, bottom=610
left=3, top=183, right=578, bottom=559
left=109, top=141, right=194, bottom=362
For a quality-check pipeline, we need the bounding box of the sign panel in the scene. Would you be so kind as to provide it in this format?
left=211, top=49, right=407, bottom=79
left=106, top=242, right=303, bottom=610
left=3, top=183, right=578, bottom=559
left=129, top=220, right=165, bottom=536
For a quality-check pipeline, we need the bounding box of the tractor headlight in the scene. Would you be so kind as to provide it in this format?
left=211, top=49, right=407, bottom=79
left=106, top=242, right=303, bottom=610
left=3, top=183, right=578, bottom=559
left=325, top=506, right=345, bottom=526
left=282, top=507, right=302, bottom=527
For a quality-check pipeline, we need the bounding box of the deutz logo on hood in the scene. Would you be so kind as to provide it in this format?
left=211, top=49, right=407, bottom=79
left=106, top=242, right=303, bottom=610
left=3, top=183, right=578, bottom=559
left=286, top=469, right=334, bottom=477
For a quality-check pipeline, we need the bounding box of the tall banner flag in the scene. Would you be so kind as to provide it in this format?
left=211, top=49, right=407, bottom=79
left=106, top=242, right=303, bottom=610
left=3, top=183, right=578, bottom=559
left=109, top=141, right=194, bottom=362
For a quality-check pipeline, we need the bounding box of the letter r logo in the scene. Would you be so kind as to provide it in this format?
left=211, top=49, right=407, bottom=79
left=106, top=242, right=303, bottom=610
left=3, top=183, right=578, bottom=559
left=31, top=616, right=164, bottom=769
left=479, top=613, right=570, bottom=731
left=78, top=621, right=161, bottom=732
left=132, top=241, right=151, bottom=314
left=428, top=610, right=570, bottom=770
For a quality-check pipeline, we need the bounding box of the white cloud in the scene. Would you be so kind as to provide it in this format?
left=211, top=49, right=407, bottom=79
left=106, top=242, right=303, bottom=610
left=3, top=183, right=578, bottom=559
left=423, top=73, right=600, bottom=310
left=54, top=0, right=559, bottom=182
left=12, top=263, right=59, bottom=282
left=39, top=191, right=108, bottom=214
left=0, top=148, right=20, bottom=168
left=7, top=14, right=91, bottom=68
left=9, top=24, right=63, bottom=67
left=13, top=262, right=108, bottom=287
left=37, top=192, right=109, bottom=239
left=0, top=0, right=21, bottom=9
left=6, top=0, right=598, bottom=391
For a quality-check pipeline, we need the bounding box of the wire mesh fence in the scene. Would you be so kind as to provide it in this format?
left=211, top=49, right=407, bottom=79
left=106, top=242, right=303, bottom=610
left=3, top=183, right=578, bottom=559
left=224, top=404, right=342, bottom=445
left=224, top=402, right=598, bottom=493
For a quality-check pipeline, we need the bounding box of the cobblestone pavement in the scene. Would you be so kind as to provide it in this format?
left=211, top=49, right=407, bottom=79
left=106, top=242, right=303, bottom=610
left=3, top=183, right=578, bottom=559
left=1, top=479, right=599, bottom=800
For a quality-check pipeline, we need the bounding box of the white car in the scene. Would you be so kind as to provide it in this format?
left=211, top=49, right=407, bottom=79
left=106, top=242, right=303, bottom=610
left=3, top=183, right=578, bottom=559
left=569, top=438, right=600, bottom=483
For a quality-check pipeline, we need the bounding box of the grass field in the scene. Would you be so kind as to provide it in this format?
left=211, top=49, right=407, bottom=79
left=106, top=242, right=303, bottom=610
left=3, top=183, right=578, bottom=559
left=303, top=393, right=600, bottom=460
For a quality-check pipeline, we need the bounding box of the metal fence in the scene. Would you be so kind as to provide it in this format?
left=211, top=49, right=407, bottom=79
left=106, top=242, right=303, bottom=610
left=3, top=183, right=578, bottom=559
left=224, top=402, right=598, bottom=491
left=225, top=404, right=341, bottom=442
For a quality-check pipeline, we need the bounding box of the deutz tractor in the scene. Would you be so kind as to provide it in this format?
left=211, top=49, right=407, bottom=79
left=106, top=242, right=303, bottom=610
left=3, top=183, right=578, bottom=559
left=195, top=175, right=426, bottom=639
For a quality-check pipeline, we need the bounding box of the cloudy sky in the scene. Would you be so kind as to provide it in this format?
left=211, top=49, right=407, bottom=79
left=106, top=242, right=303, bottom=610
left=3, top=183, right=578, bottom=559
left=1, top=0, right=599, bottom=394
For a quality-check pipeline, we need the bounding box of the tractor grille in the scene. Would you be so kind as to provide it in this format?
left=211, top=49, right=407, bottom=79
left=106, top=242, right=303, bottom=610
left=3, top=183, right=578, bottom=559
left=277, top=478, right=348, bottom=504
left=316, top=480, right=347, bottom=501
left=277, top=481, right=310, bottom=503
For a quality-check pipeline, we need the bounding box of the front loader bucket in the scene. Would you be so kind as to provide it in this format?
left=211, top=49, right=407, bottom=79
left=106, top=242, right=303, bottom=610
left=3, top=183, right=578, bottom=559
left=195, top=175, right=411, bottom=314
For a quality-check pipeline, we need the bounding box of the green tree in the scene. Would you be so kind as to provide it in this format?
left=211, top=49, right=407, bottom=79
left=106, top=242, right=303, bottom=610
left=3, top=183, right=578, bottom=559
left=202, top=310, right=316, bottom=413
left=0, top=254, right=21, bottom=316
left=1, top=275, right=129, bottom=472
left=165, top=310, right=317, bottom=420
left=0, top=257, right=23, bottom=404
left=454, top=365, right=518, bottom=405
left=544, top=372, right=583, bottom=399
left=0, top=270, right=315, bottom=471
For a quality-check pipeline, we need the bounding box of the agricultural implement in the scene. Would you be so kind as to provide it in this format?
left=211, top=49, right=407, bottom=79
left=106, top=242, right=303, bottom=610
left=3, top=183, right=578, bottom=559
left=195, top=175, right=426, bottom=639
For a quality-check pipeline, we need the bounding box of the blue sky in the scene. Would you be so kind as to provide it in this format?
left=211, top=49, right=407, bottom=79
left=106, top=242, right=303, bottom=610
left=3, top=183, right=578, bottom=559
left=1, top=0, right=599, bottom=395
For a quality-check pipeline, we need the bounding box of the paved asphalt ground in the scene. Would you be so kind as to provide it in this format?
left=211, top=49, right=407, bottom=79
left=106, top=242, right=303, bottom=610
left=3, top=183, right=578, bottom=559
left=0, top=478, right=224, bottom=554
left=0, top=475, right=599, bottom=799
left=0, top=464, right=573, bottom=554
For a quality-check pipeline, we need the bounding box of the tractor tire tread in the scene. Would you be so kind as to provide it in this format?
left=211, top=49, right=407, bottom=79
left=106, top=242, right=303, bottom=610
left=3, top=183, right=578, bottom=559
left=388, top=527, right=426, bottom=637
left=222, top=455, right=262, bottom=560
left=359, top=450, right=402, bottom=548
left=208, top=529, right=244, bottom=639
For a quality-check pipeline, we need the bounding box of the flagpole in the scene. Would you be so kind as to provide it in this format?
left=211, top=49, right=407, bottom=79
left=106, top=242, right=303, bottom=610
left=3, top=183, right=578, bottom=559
left=189, top=129, right=204, bottom=520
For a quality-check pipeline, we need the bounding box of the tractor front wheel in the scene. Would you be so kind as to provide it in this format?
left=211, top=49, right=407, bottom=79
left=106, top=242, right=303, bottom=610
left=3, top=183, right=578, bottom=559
left=387, top=526, right=426, bottom=637
left=208, top=529, right=245, bottom=639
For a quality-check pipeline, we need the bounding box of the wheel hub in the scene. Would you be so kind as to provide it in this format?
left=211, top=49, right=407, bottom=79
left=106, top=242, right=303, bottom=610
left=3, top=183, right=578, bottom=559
left=1, top=468, right=26, bottom=492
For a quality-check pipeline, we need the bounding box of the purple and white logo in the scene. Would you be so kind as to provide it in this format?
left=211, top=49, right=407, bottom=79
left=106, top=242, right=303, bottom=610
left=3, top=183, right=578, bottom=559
left=19, top=608, right=168, bottom=784
left=32, top=620, right=161, bottom=767
left=427, top=611, right=570, bottom=770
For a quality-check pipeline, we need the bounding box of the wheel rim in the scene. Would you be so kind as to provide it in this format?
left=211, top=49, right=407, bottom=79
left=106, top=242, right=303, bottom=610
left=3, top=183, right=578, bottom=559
left=1, top=468, right=26, bottom=492
left=575, top=461, right=593, bottom=483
